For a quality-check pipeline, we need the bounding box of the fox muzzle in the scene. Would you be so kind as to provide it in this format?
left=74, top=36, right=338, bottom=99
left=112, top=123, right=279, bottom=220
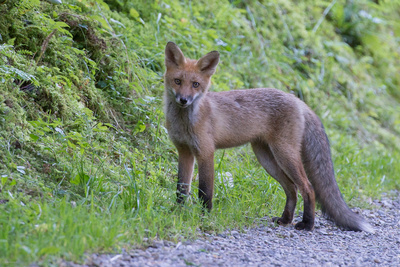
left=175, top=93, right=193, bottom=108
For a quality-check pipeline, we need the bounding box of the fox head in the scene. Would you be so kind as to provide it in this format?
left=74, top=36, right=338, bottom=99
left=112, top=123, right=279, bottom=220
left=164, top=42, right=220, bottom=108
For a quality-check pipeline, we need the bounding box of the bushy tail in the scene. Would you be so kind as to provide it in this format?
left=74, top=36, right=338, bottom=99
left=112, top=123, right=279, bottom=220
left=302, top=111, right=374, bottom=233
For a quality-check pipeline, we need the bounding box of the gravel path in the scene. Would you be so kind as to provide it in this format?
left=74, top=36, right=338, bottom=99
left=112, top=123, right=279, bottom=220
left=67, top=191, right=400, bottom=266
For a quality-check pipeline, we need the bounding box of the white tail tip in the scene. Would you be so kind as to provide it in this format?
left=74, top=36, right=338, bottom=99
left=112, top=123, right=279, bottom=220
left=360, top=222, right=375, bottom=234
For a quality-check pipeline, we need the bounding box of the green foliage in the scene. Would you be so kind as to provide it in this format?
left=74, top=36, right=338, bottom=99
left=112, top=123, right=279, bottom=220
left=0, top=0, right=399, bottom=265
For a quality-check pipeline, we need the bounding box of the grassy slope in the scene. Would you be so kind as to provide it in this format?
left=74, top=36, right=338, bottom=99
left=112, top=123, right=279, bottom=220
left=0, top=0, right=399, bottom=264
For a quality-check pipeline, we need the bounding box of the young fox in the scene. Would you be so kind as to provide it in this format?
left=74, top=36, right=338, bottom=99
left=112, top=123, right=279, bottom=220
left=164, top=42, right=374, bottom=232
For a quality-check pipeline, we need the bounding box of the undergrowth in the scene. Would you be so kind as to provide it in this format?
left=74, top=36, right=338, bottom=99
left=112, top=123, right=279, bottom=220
left=0, top=0, right=399, bottom=265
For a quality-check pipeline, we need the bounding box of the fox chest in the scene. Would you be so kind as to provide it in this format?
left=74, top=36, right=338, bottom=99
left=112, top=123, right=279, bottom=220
left=167, top=118, right=199, bottom=148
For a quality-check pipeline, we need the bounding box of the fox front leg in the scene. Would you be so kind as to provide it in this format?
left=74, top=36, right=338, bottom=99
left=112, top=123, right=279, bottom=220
left=196, top=152, right=215, bottom=211
left=176, top=146, right=195, bottom=204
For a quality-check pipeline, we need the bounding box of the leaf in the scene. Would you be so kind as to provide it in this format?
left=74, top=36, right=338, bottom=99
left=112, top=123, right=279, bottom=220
left=7, top=38, right=15, bottom=45
left=110, top=18, right=126, bottom=28
left=133, top=121, right=146, bottom=134
left=54, top=127, right=65, bottom=135
left=29, top=134, right=39, bottom=141
left=129, top=8, right=140, bottom=18
left=71, top=47, right=85, bottom=56
left=1, top=176, right=7, bottom=186
left=67, top=140, right=76, bottom=149
left=71, top=173, right=90, bottom=185
left=104, top=123, right=116, bottom=129
left=42, top=126, right=52, bottom=133
left=20, top=245, right=32, bottom=255
left=45, top=0, right=62, bottom=4
left=38, top=246, right=60, bottom=256
left=66, top=4, right=81, bottom=11
left=394, top=22, right=400, bottom=37
left=70, top=175, right=79, bottom=185
left=0, top=66, right=38, bottom=84
left=96, top=122, right=109, bottom=131
left=90, top=15, right=111, bottom=31
left=16, top=166, right=26, bottom=175
left=362, top=33, right=381, bottom=52
left=55, top=21, right=69, bottom=29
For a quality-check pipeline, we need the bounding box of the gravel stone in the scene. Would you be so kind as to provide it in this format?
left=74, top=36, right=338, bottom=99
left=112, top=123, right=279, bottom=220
left=64, top=191, right=400, bottom=266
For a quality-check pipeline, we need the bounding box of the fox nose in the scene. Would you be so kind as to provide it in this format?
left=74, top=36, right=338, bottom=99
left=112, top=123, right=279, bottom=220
left=179, top=97, right=188, bottom=105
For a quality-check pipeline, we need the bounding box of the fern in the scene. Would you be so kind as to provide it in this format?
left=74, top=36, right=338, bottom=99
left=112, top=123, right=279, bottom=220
left=0, top=44, right=38, bottom=85
left=17, top=49, right=34, bottom=56
left=15, top=0, right=41, bottom=16
left=0, top=65, right=38, bottom=85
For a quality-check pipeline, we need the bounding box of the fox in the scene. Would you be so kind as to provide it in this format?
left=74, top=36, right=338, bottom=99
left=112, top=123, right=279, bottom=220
left=163, top=41, right=374, bottom=232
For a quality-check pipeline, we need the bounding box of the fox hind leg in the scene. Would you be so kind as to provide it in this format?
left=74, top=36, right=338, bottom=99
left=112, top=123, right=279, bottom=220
left=269, top=143, right=316, bottom=231
left=251, top=141, right=297, bottom=226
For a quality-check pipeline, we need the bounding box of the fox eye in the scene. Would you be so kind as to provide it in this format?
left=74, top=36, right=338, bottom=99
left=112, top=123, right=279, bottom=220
left=193, top=82, right=200, bottom=88
left=174, top=79, right=181, bottom=85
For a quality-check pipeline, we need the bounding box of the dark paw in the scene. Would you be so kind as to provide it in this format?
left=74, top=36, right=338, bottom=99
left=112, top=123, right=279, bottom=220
left=176, top=196, right=185, bottom=205
left=199, top=195, right=212, bottom=211
left=272, top=217, right=291, bottom=226
left=202, top=202, right=212, bottom=212
left=294, top=221, right=314, bottom=231
left=176, top=192, right=190, bottom=205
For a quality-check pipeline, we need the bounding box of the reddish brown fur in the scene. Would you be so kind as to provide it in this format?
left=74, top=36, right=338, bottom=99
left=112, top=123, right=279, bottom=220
left=164, top=42, right=374, bottom=232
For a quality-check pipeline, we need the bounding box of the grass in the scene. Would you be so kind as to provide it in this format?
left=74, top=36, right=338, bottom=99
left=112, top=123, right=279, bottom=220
left=2, top=140, right=398, bottom=265
left=0, top=0, right=399, bottom=265
left=1, top=148, right=282, bottom=265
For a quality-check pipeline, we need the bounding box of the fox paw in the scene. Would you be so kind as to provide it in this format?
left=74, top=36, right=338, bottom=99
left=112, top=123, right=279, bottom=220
left=294, top=221, right=314, bottom=231
left=272, top=217, right=291, bottom=226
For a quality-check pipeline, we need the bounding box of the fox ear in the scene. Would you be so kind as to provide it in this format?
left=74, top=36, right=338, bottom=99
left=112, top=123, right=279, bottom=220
left=197, top=51, right=220, bottom=76
left=165, top=42, right=185, bottom=69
